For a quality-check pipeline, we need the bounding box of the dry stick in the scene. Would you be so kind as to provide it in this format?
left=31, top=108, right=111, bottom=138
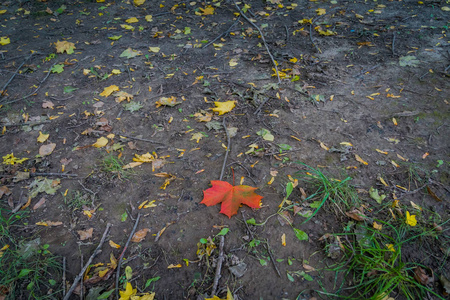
left=392, top=32, right=397, bottom=56
left=309, top=23, right=321, bottom=53
left=0, top=52, right=34, bottom=100
left=219, top=117, right=231, bottom=181
left=113, top=132, right=166, bottom=145
left=31, top=172, right=78, bottom=177
left=210, top=235, right=225, bottom=297
left=1, top=120, right=51, bottom=127
left=62, top=257, right=66, bottom=297
left=203, top=16, right=241, bottom=49
left=80, top=254, right=84, bottom=300
left=115, top=213, right=141, bottom=300
left=63, top=223, right=112, bottom=300
left=232, top=0, right=281, bottom=84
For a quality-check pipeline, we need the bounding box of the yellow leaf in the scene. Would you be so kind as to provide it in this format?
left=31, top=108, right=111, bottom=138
left=212, top=101, right=236, bottom=115
left=37, top=131, right=49, bottom=143
left=134, top=0, right=145, bottom=6
left=138, top=200, right=149, bottom=209
left=281, top=233, right=286, bottom=246
left=267, top=177, right=275, bottom=185
left=340, top=142, right=353, bottom=147
left=319, top=141, right=329, bottom=151
left=100, top=85, right=119, bottom=97
left=373, top=222, right=382, bottom=230
left=386, top=244, right=395, bottom=252
left=145, top=15, right=153, bottom=22
left=354, top=154, right=368, bottom=165
left=167, top=264, right=182, bottom=269
left=0, top=37, right=10, bottom=46
left=119, top=282, right=137, bottom=300
left=441, top=6, right=450, bottom=11
left=229, top=58, right=238, bottom=67
left=109, top=240, right=121, bottom=249
left=111, top=69, right=121, bottom=75
left=123, top=162, right=143, bottom=169
left=143, top=200, right=157, bottom=208
left=114, top=91, right=133, bottom=103
left=98, top=268, right=109, bottom=278
left=133, top=152, right=155, bottom=162
left=0, top=10, right=6, bottom=14
left=54, top=40, right=76, bottom=54
left=93, top=137, right=108, bottom=148
left=378, top=177, right=388, bottom=187
left=120, top=24, right=135, bottom=30
left=376, top=149, right=388, bottom=155
left=2, top=153, right=28, bottom=165
left=316, top=8, right=326, bottom=15
left=148, top=46, right=160, bottom=53
left=406, top=211, right=417, bottom=226
left=126, top=17, right=139, bottom=23
left=36, top=222, right=49, bottom=226
left=289, top=57, right=298, bottom=63
left=410, top=201, right=422, bottom=211
left=199, top=6, right=214, bottom=15
left=139, top=293, right=156, bottom=300
left=191, top=132, right=204, bottom=143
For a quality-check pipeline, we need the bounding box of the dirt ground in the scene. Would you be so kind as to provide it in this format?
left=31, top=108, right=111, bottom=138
left=0, top=0, right=449, bottom=299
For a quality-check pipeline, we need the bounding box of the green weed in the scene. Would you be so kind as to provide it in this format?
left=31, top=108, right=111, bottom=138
left=101, top=154, right=131, bottom=179
left=63, top=190, right=91, bottom=211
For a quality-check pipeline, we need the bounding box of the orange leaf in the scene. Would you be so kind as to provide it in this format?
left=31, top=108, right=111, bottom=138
left=201, top=180, right=263, bottom=218
left=131, top=228, right=150, bottom=242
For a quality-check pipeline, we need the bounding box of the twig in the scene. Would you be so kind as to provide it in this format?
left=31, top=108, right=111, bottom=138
left=62, top=257, right=66, bottom=296
left=210, top=235, right=225, bottom=297
left=63, top=223, right=112, bottom=300
left=113, top=132, right=166, bottom=145
left=284, top=25, right=289, bottom=45
left=50, top=95, right=74, bottom=101
left=392, top=32, right=396, bottom=56
left=125, top=64, right=132, bottom=82
left=265, top=239, right=281, bottom=277
left=116, top=213, right=141, bottom=300
left=0, top=52, right=34, bottom=100
left=30, top=172, right=78, bottom=177
left=232, top=0, right=281, bottom=84
left=309, top=24, right=321, bottom=53
left=1, top=120, right=51, bottom=128
left=220, top=117, right=231, bottom=181
left=1, top=62, right=55, bottom=105
left=80, top=254, right=84, bottom=300
left=203, top=17, right=241, bottom=49
left=353, top=64, right=380, bottom=78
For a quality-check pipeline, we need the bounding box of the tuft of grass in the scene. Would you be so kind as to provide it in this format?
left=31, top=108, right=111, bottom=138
left=63, top=190, right=91, bottom=211
left=319, top=220, right=446, bottom=299
left=293, top=162, right=360, bottom=221
left=101, top=154, right=131, bottom=180
left=0, top=208, right=62, bottom=299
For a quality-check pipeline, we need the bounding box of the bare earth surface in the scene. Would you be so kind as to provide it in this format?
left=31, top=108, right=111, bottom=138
left=0, top=0, right=449, bottom=299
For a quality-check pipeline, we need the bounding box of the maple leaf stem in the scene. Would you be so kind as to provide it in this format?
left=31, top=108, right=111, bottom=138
left=219, top=117, right=231, bottom=181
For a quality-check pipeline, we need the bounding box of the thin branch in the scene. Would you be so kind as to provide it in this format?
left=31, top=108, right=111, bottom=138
left=116, top=213, right=141, bottom=300
left=31, top=172, right=78, bottom=177
left=309, top=23, right=321, bottom=53
left=211, top=235, right=225, bottom=297
left=232, top=0, right=281, bottom=84
left=1, top=120, right=51, bottom=128
left=265, top=239, right=281, bottom=277
left=220, top=117, right=231, bottom=181
left=113, top=132, right=166, bottom=145
left=63, top=223, right=112, bottom=300
left=62, top=257, right=66, bottom=296
left=203, top=16, right=241, bottom=49
left=0, top=52, right=34, bottom=100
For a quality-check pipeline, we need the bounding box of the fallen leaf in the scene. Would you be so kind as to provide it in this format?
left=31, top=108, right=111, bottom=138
left=406, top=211, right=417, bottom=226
left=355, top=154, right=368, bottom=165
left=0, top=36, right=10, bottom=45
left=78, top=228, right=93, bottom=240
left=369, top=187, right=386, bottom=204
left=281, top=233, right=286, bottom=246
left=42, top=100, right=54, bottom=109
left=414, top=267, right=434, bottom=285
left=134, top=0, right=145, bottom=6
left=93, top=137, right=108, bottom=148
left=109, top=240, right=121, bottom=249
left=131, top=228, right=150, bottom=242
left=194, top=112, right=213, bottom=122
left=199, top=5, right=214, bottom=15
left=37, top=131, right=49, bottom=143
left=345, top=208, right=366, bottom=221
left=39, top=143, right=56, bottom=156
left=167, top=264, right=182, bottom=268
left=373, top=221, right=382, bottom=230
left=201, top=180, right=263, bottom=218
left=114, top=91, right=133, bottom=103
left=120, top=47, right=141, bottom=59
left=119, top=282, right=137, bottom=299
left=212, top=101, right=236, bottom=115
left=426, top=186, right=442, bottom=202
left=191, top=132, right=204, bottom=143
left=32, top=197, right=46, bottom=210
left=55, top=40, right=76, bottom=54
left=148, top=46, right=160, bottom=53
left=229, top=58, right=238, bottom=67
left=155, top=96, right=180, bottom=107
left=126, top=17, right=138, bottom=23
left=100, top=85, right=119, bottom=97
left=316, top=8, right=326, bottom=15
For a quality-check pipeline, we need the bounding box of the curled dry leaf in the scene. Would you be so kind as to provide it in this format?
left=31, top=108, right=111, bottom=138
left=32, top=197, right=46, bottom=210
left=42, top=100, right=55, bottom=109
left=345, top=208, right=366, bottom=221
left=109, top=240, right=121, bottom=249
left=413, top=266, right=434, bottom=285
left=0, top=186, right=11, bottom=198
left=277, top=211, right=293, bottom=226
left=78, top=228, right=94, bottom=240
left=39, top=143, right=56, bottom=156
left=131, top=228, right=150, bottom=242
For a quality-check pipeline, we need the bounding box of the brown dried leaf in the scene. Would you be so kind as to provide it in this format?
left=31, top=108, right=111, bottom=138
left=414, top=267, right=434, bottom=285
left=131, top=228, right=150, bottom=242
left=0, top=186, right=11, bottom=198
left=128, top=141, right=137, bottom=150
left=303, top=263, right=316, bottom=271
left=78, top=228, right=94, bottom=240
left=60, top=158, right=72, bottom=165
left=33, top=197, right=46, bottom=210
left=39, top=143, right=56, bottom=156
left=293, top=205, right=303, bottom=215
left=42, top=100, right=54, bottom=109
left=345, top=208, right=366, bottom=221
left=46, top=221, right=63, bottom=227
left=426, top=186, right=442, bottom=202
left=277, top=211, right=293, bottom=226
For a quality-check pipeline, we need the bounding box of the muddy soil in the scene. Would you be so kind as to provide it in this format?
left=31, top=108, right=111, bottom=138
left=0, top=0, right=449, bottom=299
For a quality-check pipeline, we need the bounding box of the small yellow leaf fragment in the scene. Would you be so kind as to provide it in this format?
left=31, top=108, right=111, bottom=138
left=138, top=200, right=149, bottom=209
left=376, top=149, right=388, bottom=155
left=281, top=233, right=286, bottom=246
left=340, top=142, right=353, bottom=147
left=100, top=85, right=119, bottom=97
left=410, top=201, right=422, bottom=211
left=391, top=160, right=399, bottom=168
left=145, top=15, right=153, bottom=22
left=109, top=240, right=121, bottom=249
left=37, top=131, right=49, bottom=143
left=126, top=17, right=139, bottom=23
left=229, top=58, right=238, bottom=67
left=148, top=46, right=160, bottom=53
left=316, top=8, right=326, bottom=15
left=93, top=137, right=108, bottom=148
left=36, top=222, right=49, bottom=226
left=373, top=222, right=382, bottom=230
left=441, top=6, right=450, bottom=11
left=143, top=200, right=157, bottom=208
left=392, top=118, right=398, bottom=126
left=354, top=154, right=368, bottom=165
left=0, top=37, right=10, bottom=46
left=379, top=177, right=388, bottom=187
left=167, top=264, right=182, bottom=269
left=134, top=0, right=145, bottom=6
left=386, top=244, right=395, bottom=252
left=267, top=177, right=275, bottom=185
left=319, top=141, right=329, bottom=151
left=422, top=152, right=429, bottom=159
left=406, top=211, right=417, bottom=226
left=191, top=132, right=204, bottom=143
left=111, top=69, right=121, bottom=75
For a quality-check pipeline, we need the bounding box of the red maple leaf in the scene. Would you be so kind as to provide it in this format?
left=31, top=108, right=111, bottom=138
left=201, top=180, right=263, bottom=218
